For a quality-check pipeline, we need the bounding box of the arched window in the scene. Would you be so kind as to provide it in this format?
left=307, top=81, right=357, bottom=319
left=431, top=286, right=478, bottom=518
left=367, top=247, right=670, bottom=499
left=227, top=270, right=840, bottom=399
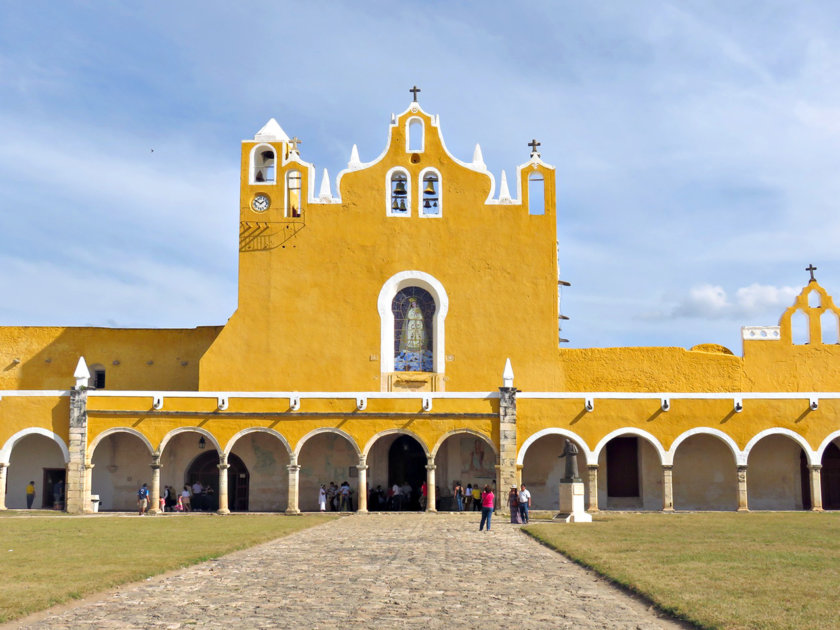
left=528, top=171, right=545, bottom=215
left=420, top=169, right=440, bottom=217
left=251, top=145, right=276, bottom=183
left=392, top=287, right=436, bottom=372
left=286, top=170, right=302, bottom=218
left=407, top=118, right=424, bottom=152
left=388, top=168, right=410, bottom=216
left=791, top=310, right=809, bottom=345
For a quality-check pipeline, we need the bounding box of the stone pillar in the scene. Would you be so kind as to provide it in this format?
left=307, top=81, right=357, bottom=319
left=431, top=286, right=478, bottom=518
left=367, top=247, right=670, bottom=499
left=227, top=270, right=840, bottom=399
left=83, top=462, right=95, bottom=513
left=662, top=465, right=674, bottom=512
left=65, top=388, right=89, bottom=514
left=426, top=462, right=437, bottom=512
left=286, top=459, right=301, bottom=514
left=149, top=459, right=162, bottom=515
left=809, top=465, right=824, bottom=511
left=0, top=462, right=8, bottom=510
left=587, top=465, right=599, bottom=512
left=736, top=465, right=749, bottom=512
left=357, top=459, right=368, bottom=513
left=498, top=386, right=518, bottom=498
left=217, top=457, right=230, bottom=515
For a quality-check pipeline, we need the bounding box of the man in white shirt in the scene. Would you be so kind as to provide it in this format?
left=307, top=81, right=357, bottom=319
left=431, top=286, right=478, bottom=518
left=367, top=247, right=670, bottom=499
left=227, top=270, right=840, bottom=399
left=518, top=484, right=532, bottom=524
left=192, top=480, right=204, bottom=511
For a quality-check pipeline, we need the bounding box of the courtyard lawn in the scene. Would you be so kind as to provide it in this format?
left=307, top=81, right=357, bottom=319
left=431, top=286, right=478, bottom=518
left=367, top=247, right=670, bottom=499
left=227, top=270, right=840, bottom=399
left=525, top=512, right=840, bottom=630
left=0, top=512, right=337, bottom=623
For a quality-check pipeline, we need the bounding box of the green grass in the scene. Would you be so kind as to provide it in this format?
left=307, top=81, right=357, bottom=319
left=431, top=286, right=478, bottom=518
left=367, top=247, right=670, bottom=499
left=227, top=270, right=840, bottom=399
left=0, top=513, right=337, bottom=622
left=525, top=512, right=840, bottom=630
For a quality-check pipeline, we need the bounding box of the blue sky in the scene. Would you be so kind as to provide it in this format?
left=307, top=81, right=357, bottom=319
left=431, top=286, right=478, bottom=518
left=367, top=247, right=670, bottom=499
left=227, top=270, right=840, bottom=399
left=1, top=2, right=839, bottom=353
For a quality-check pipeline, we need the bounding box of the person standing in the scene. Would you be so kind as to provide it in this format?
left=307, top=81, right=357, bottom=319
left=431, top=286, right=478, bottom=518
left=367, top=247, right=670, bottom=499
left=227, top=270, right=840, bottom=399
left=508, top=486, right=522, bottom=524
left=318, top=484, right=327, bottom=512
left=25, top=481, right=36, bottom=509
left=479, top=484, right=495, bottom=531
left=420, top=481, right=428, bottom=511
left=137, top=483, right=150, bottom=515
left=53, top=479, right=64, bottom=510
left=454, top=482, right=463, bottom=512
left=518, top=484, right=532, bottom=524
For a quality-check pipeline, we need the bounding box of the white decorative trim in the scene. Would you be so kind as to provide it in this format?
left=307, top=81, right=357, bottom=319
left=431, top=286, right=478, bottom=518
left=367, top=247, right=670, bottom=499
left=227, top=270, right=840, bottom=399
left=153, top=395, right=164, bottom=410
left=665, top=428, right=743, bottom=466
left=516, top=428, right=592, bottom=466
left=223, top=427, right=292, bottom=459
left=418, top=166, right=442, bottom=218
left=430, top=429, right=497, bottom=460
left=745, top=428, right=817, bottom=466
left=0, top=390, right=71, bottom=397
left=253, top=118, right=289, bottom=142
left=516, top=392, right=840, bottom=400
left=385, top=166, right=411, bottom=217
left=361, top=428, right=430, bottom=459
left=817, top=431, right=840, bottom=463
left=742, top=326, right=781, bottom=340
left=295, top=427, right=361, bottom=459
left=405, top=116, right=425, bottom=153
left=592, top=428, right=666, bottom=467
left=85, top=390, right=497, bottom=399
left=0, top=427, right=71, bottom=465
left=377, top=270, right=449, bottom=375
left=87, top=427, right=155, bottom=459
left=248, top=143, right=278, bottom=185
left=158, top=427, right=222, bottom=456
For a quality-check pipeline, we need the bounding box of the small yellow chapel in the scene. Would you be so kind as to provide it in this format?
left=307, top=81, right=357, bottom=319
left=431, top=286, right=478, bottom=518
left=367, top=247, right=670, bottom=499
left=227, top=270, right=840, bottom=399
left=1, top=91, right=840, bottom=515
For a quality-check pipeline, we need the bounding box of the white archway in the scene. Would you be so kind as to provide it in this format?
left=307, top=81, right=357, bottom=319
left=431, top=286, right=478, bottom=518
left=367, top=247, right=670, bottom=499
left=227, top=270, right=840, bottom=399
left=745, top=428, right=816, bottom=466
left=430, top=429, right=495, bottom=460
left=666, top=428, right=742, bottom=466
left=224, top=427, right=292, bottom=459
left=0, top=428, right=70, bottom=464
left=816, top=430, right=840, bottom=463
left=295, top=427, right=361, bottom=460
left=88, top=427, right=155, bottom=460
left=593, top=428, right=665, bottom=466
left=363, top=428, right=430, bottom=459
left=158, top=427, right=222, bottom=455
left=517, top=428, right=592, bottom=465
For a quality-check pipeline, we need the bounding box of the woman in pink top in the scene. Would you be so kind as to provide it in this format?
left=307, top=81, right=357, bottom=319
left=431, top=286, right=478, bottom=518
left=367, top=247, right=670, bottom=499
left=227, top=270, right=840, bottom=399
left=479, top=485, right=495, bottom=531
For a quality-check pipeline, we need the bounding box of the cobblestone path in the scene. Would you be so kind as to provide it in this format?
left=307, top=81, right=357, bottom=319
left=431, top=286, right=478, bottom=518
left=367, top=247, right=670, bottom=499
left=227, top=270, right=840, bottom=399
left=10, top=514, right=688, bottom=629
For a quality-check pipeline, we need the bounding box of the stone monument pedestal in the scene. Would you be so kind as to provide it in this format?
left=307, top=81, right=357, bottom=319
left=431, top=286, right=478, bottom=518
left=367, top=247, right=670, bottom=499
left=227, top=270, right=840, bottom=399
left=557, top=481, right=592, bottom=523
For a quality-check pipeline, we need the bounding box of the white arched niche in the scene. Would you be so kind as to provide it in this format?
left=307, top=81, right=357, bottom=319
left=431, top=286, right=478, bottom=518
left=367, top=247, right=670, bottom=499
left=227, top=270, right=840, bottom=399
left=378, top=271, right=449, bottom=376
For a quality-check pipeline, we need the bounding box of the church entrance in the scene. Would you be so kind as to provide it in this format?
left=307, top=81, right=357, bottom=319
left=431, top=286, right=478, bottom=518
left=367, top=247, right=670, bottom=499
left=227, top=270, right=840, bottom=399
left=388, top=435, right=426, bottom=510
left=187, top=452, right=249, bottom=512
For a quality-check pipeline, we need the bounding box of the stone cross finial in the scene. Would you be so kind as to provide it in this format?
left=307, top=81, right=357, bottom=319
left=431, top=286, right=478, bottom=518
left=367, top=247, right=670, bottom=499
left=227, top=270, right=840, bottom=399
left=528, top=139, right=541, bottom=157
left=289, top=137, right=301, bottom=153
left=807, top=263, right=817, bottom=283
left=410, top=85, right=421, bottom=102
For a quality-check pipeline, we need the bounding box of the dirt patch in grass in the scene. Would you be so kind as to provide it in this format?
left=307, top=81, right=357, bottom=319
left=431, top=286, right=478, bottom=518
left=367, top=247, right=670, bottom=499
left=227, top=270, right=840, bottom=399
left=0, top=513, right=337, bottom=622
left=525, top=512, right=840, bottom=630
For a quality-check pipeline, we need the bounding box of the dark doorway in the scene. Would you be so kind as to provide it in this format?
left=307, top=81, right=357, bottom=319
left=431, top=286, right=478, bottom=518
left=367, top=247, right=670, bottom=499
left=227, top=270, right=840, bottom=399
left=821, top=442, right=840, bottom=509
left=800, top=450, right=812, bottom=510
left=388, top=435, right=426, bottom=510
left=607, top=437, right=639, bottom=497
left=187, top=452, right=250, bottom=512
left=42, top=468, right=66, bottom=509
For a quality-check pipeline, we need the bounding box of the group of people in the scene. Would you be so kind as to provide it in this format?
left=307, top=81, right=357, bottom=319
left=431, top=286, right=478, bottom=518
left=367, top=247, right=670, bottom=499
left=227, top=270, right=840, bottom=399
left=507, top=484, right=532, bottom=524
left=452, top=482, right=497, bottom=512
left=136, top=481, right=216, bottom=515
left=318, top=481, right=355, bottom=512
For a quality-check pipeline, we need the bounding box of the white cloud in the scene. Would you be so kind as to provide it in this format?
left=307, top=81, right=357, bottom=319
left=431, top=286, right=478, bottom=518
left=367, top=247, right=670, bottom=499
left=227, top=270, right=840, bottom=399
left=664, top=283, right=798, bottom=320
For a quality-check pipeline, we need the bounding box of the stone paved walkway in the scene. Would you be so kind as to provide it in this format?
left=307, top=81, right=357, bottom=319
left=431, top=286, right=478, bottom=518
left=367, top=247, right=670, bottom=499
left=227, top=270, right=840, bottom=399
left=9, top=514, right=689, bottom=629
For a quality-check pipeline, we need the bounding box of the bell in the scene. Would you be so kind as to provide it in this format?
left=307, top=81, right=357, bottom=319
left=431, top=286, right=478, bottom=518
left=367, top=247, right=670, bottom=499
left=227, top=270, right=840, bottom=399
left=394, top=180, right=407, bottom=196
left=261, top=150, right=274, bottom=162
left=423, top=200, right=431, bottom=209
left=255, top=170, right=265, bottom=182
left=423, top=180, right=436, bottom=195
left=392, top=199, right=399, bottom=210
left=399, top=199, right=407, bottom=211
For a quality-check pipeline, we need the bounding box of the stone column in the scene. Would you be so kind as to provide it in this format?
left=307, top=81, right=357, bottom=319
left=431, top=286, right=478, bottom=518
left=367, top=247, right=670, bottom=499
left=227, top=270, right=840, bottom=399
left=65, top=388, right=89, bottom=514
left=809, top=465, right=824, bottom=511
left=217, top=457, right=230, bottom=515
left=83, top=462, right=95, bottom=513
left=286, top=458, right=301, bottom=514
left=587, top=465, right=599, bottom=512
left=356, top=458, right=368, bottom=513
left=662, top=465, right=674, bottom=512
left=0, top=463, right=8, bottom=510
left=149, top=459, right=162, bottom=515
left=736, top=465, right=749, bottom=512
left=498, top=386, right=518, bottom=497
left=426, top=461, right=437, bottom=512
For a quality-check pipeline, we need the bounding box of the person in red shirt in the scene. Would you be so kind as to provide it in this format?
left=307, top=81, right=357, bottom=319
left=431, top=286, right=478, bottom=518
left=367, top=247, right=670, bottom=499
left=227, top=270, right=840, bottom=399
left=479, top=485, right=495, bottom=531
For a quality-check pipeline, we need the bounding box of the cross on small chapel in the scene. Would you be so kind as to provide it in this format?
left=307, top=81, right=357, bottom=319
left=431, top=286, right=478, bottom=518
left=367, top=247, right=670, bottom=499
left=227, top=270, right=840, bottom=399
left=528, top=138, right=541, bottom=157
left=807, top=264, right=818, bottom=283
left=289, top=137, right=301, bottom=153
left=410, top=85, right=421, bottom=102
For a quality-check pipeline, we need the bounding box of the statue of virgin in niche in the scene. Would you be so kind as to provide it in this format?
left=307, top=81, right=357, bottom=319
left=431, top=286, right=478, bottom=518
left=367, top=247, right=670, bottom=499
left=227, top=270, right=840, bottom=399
left=399, top=297, right=427, bottom=352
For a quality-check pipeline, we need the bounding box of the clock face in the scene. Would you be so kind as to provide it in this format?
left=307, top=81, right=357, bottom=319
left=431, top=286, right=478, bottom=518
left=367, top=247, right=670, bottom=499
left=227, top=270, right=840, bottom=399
left=252, top=194, right=270, bottom=212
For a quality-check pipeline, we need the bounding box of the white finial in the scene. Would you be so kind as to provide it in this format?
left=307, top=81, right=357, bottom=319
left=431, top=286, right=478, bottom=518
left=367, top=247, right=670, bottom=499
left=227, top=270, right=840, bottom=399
left=390, top=113, right=396, bottom=124
left=74, top=356, right=90, bottom=389
left=348, top=144, right=362, bottom=170
left=503, top=358, right=514, bottom=387
left=498, top=170, right=513, bottom=204
left=472, top=143, right=486, bottom=169
left=318, top=168, right=332, bottom=201
left=254, top=118, right=289, bottom=142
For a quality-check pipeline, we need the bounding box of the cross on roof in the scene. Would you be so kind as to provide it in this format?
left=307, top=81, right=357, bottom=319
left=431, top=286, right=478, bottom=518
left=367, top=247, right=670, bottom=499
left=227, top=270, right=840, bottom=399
left=528, top=138, right=541, bottom=156
left=289, top=137, right=301, bottom=152
left=807, top=263, right=817, bottom=283
left=410, top=85, right=421, bottom=102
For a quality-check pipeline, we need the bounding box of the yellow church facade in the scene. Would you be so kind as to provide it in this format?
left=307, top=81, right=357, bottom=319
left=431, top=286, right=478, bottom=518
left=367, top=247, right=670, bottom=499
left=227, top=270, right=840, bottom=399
left=2, top=95, right=840, bottom=515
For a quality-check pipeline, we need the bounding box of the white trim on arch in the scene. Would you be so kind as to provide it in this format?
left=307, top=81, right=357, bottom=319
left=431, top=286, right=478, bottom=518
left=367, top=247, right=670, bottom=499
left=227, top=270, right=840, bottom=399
left=362, top=428, right=430, bottom=459
left=158, top=427, right=222, bottom=456
left=517, top=428, right=593, bottom=466
left=224, top=427, right=292, bottom=459
left=666, top=428, right=743, bottom=466
left=295, top=427, right=361, bottom=460
left=0, top=427, right=70, bottom=465
left=744, top=428, right=817, bottom=466
left=817, top=431, right=840, bottom=463
left=88, top=427, right=155, bottom=459
left=249, top=142, right=278, bottom=185
left=593, top=428, right=666, bottom=467
left=386, top=166, right=411, bottom=217
left=406, top=116, right=425, bottom=153
left=418, top=166, right=442, bottom=218
left=430, top=429, right=496, bottom=460
left=378, top=270, right=449, bottom=376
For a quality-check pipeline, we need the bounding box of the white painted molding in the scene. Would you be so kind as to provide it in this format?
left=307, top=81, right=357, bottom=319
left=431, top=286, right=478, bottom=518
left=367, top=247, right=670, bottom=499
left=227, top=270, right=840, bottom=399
left=516, top=428, right=593, bottom=466
left=0, top=427, right=71, bottom=465
left=665, top=427, right=742, bottom=466
left=742, top=326, right=781, bottom=340
left=248, top=143, right=278, bottom=185
left=816, top=431, right=840, bottom=463
left=744, top=428, right=818, bottom=466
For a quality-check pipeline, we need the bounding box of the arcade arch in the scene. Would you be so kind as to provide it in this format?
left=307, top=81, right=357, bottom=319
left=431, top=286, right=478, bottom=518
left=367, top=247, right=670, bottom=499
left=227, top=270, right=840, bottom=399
left=431, top=430, right=496, bottom=511
left=672, top=434, right=737, bottom=510
left=365, top=429, right=429, bottom=511
left=90, top=429, right=155, bottom=511
left=746, top=434, right=808, bottom=510
left=2, top=429, right=69, bottom=509
left=226, top=428, right=290, bottom=512
left=519, top=431, right=589, bottom=511
left=297, top=429, right=360, bottom=512
left=594, top=429, right=664, bottom=510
